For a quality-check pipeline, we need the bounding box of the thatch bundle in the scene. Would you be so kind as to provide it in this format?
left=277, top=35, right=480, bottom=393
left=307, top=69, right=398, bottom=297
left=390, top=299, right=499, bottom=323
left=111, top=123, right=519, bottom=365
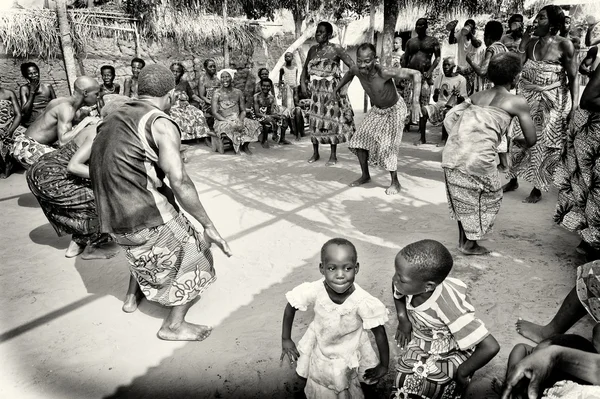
left=0, top=9, right=137, bottom=58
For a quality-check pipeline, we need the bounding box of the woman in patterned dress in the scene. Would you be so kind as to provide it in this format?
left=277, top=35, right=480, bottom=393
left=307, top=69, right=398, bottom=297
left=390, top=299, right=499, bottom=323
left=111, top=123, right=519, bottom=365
left=169, top=62, right=210, bottom=142
left=0, top=85, right=24, bottom=178
left=554, top=65, right=600, bottom=258
left=503, top=5, right=578, bottom=204
left=300, top=22, right=356, bottom=166
left=197, top=58, right=221, bottom=127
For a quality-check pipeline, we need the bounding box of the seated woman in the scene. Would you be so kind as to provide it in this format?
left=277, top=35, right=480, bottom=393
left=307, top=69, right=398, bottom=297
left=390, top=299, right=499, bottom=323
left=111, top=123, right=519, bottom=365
left=19, top=62, right=56, bottom=128
left=0, top=83, right=25, bottom=178
left=211, top=69, right=261, bottom=155
left=25, top=96, right=128, bottom=259
left=254, top=78, right=290, bottom=148
left=197, top=58, right=221, bottom=128
left=169, top=62, right=210, bottom=142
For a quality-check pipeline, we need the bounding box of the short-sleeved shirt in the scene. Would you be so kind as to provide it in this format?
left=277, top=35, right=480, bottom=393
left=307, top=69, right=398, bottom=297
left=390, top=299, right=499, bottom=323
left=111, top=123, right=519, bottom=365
left=434, top=74, right=468, bottom=103
left=393, top=277, right=489, bottom=351
left=456, top=28, right=476, bottom=69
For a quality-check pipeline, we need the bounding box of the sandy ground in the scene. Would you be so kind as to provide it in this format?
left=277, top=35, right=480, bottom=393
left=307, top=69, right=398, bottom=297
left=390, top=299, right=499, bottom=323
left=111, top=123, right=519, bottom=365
left=0, top=111, right=595, bottom=399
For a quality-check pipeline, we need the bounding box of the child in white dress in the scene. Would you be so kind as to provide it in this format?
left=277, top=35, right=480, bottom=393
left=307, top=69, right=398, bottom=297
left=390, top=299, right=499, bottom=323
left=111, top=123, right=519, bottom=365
left=281, top=238, right=390, bottom=398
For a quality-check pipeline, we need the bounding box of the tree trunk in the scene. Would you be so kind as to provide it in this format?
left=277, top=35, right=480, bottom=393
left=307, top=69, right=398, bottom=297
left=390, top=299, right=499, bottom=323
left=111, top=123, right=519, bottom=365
left=382, top=0, right=399, bottom=59
left=56, top=0, right=78, bottom=95
left=269, top=24, right=315, bottom=81
left=223, top=0, right=229, bottom=67
left=293, top=11, right=303, bottom=39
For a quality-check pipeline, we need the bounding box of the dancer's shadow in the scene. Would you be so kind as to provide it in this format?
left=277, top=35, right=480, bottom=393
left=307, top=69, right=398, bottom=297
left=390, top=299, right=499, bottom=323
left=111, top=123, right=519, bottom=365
left=18, top=192, right=40, bottom=208
left=73, top=254, right=169, bottom=320
left=29, top=223, right=69, bottom=249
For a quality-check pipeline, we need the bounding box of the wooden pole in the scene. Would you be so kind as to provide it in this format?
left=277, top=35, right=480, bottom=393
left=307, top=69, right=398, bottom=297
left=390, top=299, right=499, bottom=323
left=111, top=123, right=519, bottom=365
left=223, top=0, right=229, bottom=67
left=56, top=0, right=78, bottom=95
left=134, top=22, right=141, bottom=57
left=365, top=2, right=376, bottom=113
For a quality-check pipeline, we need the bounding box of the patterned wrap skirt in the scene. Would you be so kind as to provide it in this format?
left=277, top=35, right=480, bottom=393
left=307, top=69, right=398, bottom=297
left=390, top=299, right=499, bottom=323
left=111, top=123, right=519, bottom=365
left=112, top=213, right=215, bottom=307
left=444, top=168, right=502, bottom=241
left=576, top=260, right=600, bottom=323
left=214, top=115, right=261, bottom=153
left=349, top=98, right=407, bottom=171
left=12, top=129, right=55, bottom=169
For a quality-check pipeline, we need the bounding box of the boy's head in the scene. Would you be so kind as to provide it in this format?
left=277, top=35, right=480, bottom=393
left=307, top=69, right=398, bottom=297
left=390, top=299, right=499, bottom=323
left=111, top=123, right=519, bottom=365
left=260, top=78, right=273, bottom=94
left=100, top=65, right=115, bottom=85
left=488, top=52, right=522, bottom=87
left=442, top=57, right=456, bottom=77
left=319, top=238, right=359, bottom=294
left=356, top=43, right=377, bottom=75
left=131, top=57, right=145, bottom=78
left=464, top=19, right=476, bottom=35
left=393, top=240, right=453, bottom=296
left=393, top=35, right=402, bottom=51
left=415, top=18, right=428, bottom=37
left=284, top=52, right=294, bottom=64
left=484, top=20, right=504, bottom=46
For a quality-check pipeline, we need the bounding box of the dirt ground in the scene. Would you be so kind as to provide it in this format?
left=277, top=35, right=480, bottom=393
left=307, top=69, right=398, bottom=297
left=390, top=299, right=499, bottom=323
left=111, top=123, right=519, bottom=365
left=0, top=111, right=595, bottom=399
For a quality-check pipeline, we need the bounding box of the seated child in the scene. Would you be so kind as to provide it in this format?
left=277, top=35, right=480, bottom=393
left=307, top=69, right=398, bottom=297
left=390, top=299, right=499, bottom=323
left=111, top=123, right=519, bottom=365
left=281, top=238, right=390, bottom=399
left=493, top=334, right=598, bottom=396
left=421, top=56, right=467, bottom=146
left=254, top=78, right=290, bottom=147
left=392, top=239, right=500, bottom=398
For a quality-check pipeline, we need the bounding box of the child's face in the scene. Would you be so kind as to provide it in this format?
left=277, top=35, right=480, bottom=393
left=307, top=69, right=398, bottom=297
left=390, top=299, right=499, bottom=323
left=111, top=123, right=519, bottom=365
left=284, top=53, right=293, bottom=64
left=319, top=244, right=359, bottom=294
left=101, top=69, right=115, bottom=85
left=259, top=69, right=269, bottom=80
left=393, top=37, right=402, bottom=51
left=131, top=61, right=144, bottom=78
left=393, top=254, right=431, bottom=296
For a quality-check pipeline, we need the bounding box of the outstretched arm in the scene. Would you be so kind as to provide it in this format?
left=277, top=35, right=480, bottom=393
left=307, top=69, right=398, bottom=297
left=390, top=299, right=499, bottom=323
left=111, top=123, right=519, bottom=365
left=334, top=66, right=357, bottom=95
left=468, top=49, right=492, bottom=77
left=385, top=67, right=422, bottom=119
left=154, top=117, right=232, bottom=256
left=456, top=335, right=500, bottom=388
left=507, top=96, right=537, bottom=148
left=281, top=303, right=299, bottom=363
left=363, top=325, right=389, bottom=382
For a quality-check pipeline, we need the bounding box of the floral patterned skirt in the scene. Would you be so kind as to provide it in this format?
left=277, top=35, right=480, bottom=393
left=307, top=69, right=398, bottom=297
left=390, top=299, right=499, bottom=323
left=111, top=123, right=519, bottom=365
left=170, top=102, right=211, bottom=141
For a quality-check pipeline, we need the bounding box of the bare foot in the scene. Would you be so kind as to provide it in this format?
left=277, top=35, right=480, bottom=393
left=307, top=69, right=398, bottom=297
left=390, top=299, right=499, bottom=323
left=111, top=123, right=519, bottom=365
left=65, top=240, right=86, bottom=258
left=216, top=137, right=225, bottom=154
left=157, top=321, right=213, bottom=341
left=326, top=156, right=337, bottom=166
left=81, top=241, right=120, bottom=260
left=515, top=318, right=550, bottom=343
left=436, top=140, right=447, bottom=147
left=350, top=175, right=371, bottom=187
left=242, top=146, right=253, bottom=155
left=385, top=181, right=401, bottom=195
left=459, top=242, right=490, bottom=256
left=295, top=135, right=301, bottom=141
left=307, top=153, right=320, bottom=163
left=122, top=291, right=143, bottom=313
left=502, top=179, right=519, bottom=192
left=490, top=377, right=504, bottom=396
left=261, top=141, right=270, bottom=149
left=497, top=164, right=508, bottom=173
left=522, top=188, right=542, bottom=204
left=281, top=139, right=292, bottom=145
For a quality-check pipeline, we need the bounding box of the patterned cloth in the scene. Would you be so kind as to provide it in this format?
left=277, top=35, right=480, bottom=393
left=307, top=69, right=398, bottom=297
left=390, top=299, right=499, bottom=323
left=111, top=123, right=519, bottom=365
left=214, top=114, right=261, bottom=153
left=11, top=129, right=55, bottom=169
left=398, top=75, right=432, bottom=125
left=170, top=85, right=210, bottom=141
left=541, top=380, right=600, bottom=399
left=26, top=140, right=107, bottom=246
left=306, top=57, right=355, bottom=144
left=444, top=168, right=502, bottom=241
left=199, top=75, right=221, bottom=115
left=424, top=75, right=468, bottom=126
left=0, top=99, right=24, bottom=178
left=392, top=278, right=489, bottom=399
left=554, top=109, right=600, bottom=249
left=349, top=98, right=407, bottom=171
left=576, top=261, right=600, bottom=323
left=286, top=280, right=388, bottom=398
left=113, top=213, right=215, bottom=307
left=507, top=59, right=572, bottom=192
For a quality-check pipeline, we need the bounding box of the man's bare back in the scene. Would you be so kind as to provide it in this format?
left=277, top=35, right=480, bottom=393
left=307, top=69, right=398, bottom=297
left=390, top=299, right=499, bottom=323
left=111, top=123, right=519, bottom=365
left=25, top=98, right=77, bottom=145
left=354, top=66, right=399, bottom=109
left=405, top=36, right=440, bottom=74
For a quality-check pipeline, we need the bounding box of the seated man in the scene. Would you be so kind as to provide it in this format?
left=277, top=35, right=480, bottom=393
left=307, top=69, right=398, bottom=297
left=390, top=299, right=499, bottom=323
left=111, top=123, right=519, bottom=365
left=11, top=76, right=101, bottom=168
left=421, top=56, right=467, bottom=146
left=253, top=78, right=290, bottom=147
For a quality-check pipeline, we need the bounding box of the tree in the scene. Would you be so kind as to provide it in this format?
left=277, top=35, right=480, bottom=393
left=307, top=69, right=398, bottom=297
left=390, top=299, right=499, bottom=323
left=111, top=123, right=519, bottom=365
left=56, top=0, right=78, bottom=94
left=381, top=0, right=398, bottom=58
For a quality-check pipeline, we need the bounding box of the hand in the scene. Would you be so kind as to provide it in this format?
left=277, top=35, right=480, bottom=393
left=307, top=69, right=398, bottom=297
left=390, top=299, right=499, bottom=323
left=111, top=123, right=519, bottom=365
left=501, top=347, right=556, bottom=399
left=203, top=225, right=232, bottom=257
left=423, top=71, right=431, bottom=80
left=513, top=137, right=528, bottom=147
left=395, top=319, right=413, bottom=348
left=363, top=363, right=388, bottom=383
left=456, top=365, right=472, bottom=391
left=30, top=80, right=40, bottom=94
left=333, top=90, right=340, bottom=99
left=281, top=338, right=300, bottom=364
left=411, top=103, right=422, bottom=123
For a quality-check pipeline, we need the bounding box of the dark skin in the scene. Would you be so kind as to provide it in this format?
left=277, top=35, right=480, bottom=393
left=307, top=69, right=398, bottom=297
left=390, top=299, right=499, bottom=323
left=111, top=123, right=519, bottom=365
left=393, top=253, right=500, bottom=390
left=123, top=61, right=144, bottom=97
left=281, top=244, right=390, bottom=386
left=335, top=48, right=422, bottom=195
left=198, top=60, right=219, bottom=105
left=20, top=66, right=57, bottom=123
left=301, top=24, right=355, bottom=166
left=0, top=87, right=22, bottom=136
left=254, top=81, right=289, bottom=147
left=579, top=46, right=598, bottom=76
left=504, top=10, right=579, bottom=203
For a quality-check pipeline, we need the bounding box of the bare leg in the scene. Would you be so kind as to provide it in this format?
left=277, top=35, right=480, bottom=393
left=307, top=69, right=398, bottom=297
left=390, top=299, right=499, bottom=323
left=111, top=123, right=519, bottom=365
left=81, top=241, right=120, bottom=260
left=414, top=107, right=429, bottom=146
left=350, top=149, right=371, bottom=186
left=503, top=177, right=519, bottom=192
left=326, top=144, right=337, bottom=166
left=294, top=109, right=304, bottom=140
left=593, top=323, right=600, bottom=353
left=280, top=122, right=292, bottom=145
left=437, top=125, right=448, bottom=147
left=261, top=125, right=270, bottom=148
left=458, top=222, right=489, bottom=255
left=122, top=274, right=143, bottom=313
left=241, top=142, right=253, bottom=155
left=157, top=300, right=212, bottom=341
left=516, top=287, right=587, bottom=342
left=65, top=239, right=86, bottom=258
left=523, top=187, right=542, bottom=203
left=307, top=142, right=320, bottom=163
left=385, top=171, right=401, bottom=195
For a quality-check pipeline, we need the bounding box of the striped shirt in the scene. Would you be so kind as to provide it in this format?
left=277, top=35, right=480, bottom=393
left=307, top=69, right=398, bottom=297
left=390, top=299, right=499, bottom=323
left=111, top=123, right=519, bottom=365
left=393, top=277, right=489, bottom=351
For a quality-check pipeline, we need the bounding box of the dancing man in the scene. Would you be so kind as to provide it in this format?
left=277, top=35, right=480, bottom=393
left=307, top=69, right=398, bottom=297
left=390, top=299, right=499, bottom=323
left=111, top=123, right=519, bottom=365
left=337, top=43, right=422, bottom=195
left=90, top=64, right=232, bottom=341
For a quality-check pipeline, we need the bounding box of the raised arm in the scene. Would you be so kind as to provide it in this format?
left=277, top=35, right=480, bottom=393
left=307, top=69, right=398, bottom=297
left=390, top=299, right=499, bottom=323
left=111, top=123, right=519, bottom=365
left=7, top=90, right=22, bottom=134
left=581, top=67, right=600, bottom=111
left=154, top=117, right=231, bottom=256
